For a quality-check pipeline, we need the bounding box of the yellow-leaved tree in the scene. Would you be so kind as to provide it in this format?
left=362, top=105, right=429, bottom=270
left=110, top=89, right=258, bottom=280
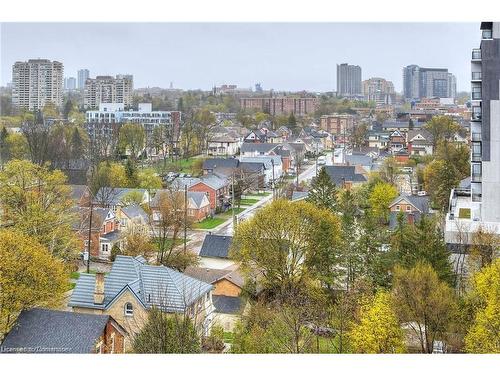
left=465, top=258, right=500, bottom=353
left=349, top=290, right=406, bottom=353
left=0, top=229, right=68, bottom=337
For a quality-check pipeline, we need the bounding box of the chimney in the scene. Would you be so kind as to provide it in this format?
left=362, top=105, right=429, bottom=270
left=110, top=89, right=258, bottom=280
left=94, top=272, right=105, bottom=305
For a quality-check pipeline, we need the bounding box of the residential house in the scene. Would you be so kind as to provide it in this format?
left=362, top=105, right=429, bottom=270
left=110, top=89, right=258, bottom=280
left=0, top=308, right=126, bottom=354
left=94, top=188, right=151, bottom=213
left=276, top=126, right=292, bottom=141
left=324, top=165, right=367, bottom=189
left=68, top=184, right=91, bottom=207
left=202, top=158, right=240, bottom=176
left=239, top=155, right=283, bottom=185
left=389, top=130, right=406, bottom=154
left=198, top=234, right=234, bottom=269
left=352, top=146, right=380, bottom=159
left=243, top=129, right=267, bottom=143
left=240, top=142, right=280, bottom=157
left=69, top=255, right=214, bottom=348
left=388, top=194, right=431, bottom=229
left=116, top=205, right=149, bottom=235
left=345, top=154, right=373, bottom=173
left=394, top=148, right=410, bottom=163
left=367, top=131, right=390, bottom=150
left=170, top=174, right=230, bottom=212
left=184, top=265, right=245, bottom=332
left=407, top=129, right=434, bottom=156
left=73, top=207, right=120, bottom=260
left=150, top=189, right=211, bottom=222
left=207, top=128, right=241, bottom=156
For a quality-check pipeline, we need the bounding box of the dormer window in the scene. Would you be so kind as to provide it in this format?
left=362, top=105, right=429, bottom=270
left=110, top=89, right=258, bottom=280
left=124, top=302, right=133, bottom=316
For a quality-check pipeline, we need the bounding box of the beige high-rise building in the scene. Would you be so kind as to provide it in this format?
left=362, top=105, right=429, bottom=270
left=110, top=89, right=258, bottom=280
left=84, top=74, right=133, bottom=109
left=362, top=77, right=396, bottom=105
left=12, top=59, right=64, bottom=111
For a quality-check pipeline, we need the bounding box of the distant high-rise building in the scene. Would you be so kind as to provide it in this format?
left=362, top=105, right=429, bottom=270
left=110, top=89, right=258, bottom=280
left=362, top=77, right=396, bottom=105
left=83, top=74, right=133, bottom=109
left=336, top=63, right=362, bottom=97
left=78, top=69, right=90, bottom=90
left=12, top=59, right=63, bottom=111
left=64, top=77, right=77, bottom=91
left=445, top=22, right=500, bottom=245
left=403, top=65, right=456, bottom=100
left=240, top=97, right=318, bottom=116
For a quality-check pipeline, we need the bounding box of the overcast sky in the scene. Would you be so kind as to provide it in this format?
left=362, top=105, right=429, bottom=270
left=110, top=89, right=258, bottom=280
left=0, top=22, right=479, bottom=93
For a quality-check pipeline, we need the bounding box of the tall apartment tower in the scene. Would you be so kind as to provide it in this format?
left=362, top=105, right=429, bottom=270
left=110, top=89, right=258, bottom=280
left=83, top=74, right=133, bottom=109
left=445, top=22, right=500, bottom=246
left=362, top=77, right=396, bottom=105
left=336, top=63, right=362, bottom=97
left=11, top=59, right=64, bottom=111
left=77, top=69, right=90, bottom=90
left=403, top=65, right=456, bottom=100
left=471, top=22, right=500, bottom=223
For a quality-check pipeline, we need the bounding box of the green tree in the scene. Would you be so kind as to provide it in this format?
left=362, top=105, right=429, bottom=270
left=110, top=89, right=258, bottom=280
left=392, top=262, right=457, bottom=353
left=0, top=229, right=68, bottom=336
left=464, top=258, right=500, bottom=353
left=368, top=182, right=398, bottom=223
left=119, top=123, right=145, bottom=159
left=125, top=157, right=139, bottom=187
left=132, top=308, right=201, bottom=353
left=231, top=199, right=341, bottom=296
left=424, top=159, right=460, bottom=210
left=306, top=166, right=337, bottom=211
left=424, top=115, right=462, bottom=149
left=0, top=160, right=78, bottom=260
left=137, top=168, right=163, bottom=190
left=349, top=291, right=406, bottom=353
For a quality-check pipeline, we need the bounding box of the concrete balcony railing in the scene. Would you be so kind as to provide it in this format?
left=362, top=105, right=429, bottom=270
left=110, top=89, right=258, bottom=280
left=471, top=72, right=482, bottom=81
left=472, top=49, right=482, bottom=60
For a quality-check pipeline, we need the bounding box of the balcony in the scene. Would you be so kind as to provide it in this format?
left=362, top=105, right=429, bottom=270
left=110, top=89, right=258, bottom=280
left=482, top=29, right=493, bottom=39
left=472, top=173, right=482, bottom=183
left=472, top=90, right=482, bottom=101
left=472, top=132, right=482, bottom=142
left=472, top=49, right=482, bottom=60
left=472, top=152, right=482, bottom=162
left=471, top=72, right=482, bottom=81
left=471, top=106, right=482, bottom=121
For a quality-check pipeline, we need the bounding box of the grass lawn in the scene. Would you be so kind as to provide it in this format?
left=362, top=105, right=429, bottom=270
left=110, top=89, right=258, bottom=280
left=247, top=192, right=271, bottom=197
left=193, top=208, right=246, bottom=229
left=238, top=198, right=260, bottom=206
left=67, top=282, right=76, bottom=291
left=148, top=156, right=204, bottom=175
left=70, top=271, right=80, bottom=280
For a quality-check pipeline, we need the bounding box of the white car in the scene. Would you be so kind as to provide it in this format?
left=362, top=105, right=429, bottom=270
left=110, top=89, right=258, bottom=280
left=317, top=156, right=326, bottom=165
left=417, top=191, right=427, bottom=196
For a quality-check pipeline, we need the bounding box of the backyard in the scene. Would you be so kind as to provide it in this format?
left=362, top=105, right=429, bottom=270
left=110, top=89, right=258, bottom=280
left=193, top=207, right=245, bottom=230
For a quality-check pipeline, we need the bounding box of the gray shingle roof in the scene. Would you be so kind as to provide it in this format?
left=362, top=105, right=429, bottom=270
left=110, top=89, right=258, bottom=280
left=389, top=195, right=430, bottom=214
left=94, top=188, right=147, bottom=206
left=213, top=296, right=243, bottom=315
left=240, top=161, right=265, bottom=173
left=324, top=165, right=367, bottom=186
left=199, top=234, right=233, bottom=259
left=188, top=191, right=209, bottom=209
left=121, top=205, right=148, bottom=221
left=0, top=308, right=114, bottom=353
left=240, top=143, right=279, bottom=154
left=69, top=255, right=212, bottom=313
left=203, top=158, right=240, bottom=170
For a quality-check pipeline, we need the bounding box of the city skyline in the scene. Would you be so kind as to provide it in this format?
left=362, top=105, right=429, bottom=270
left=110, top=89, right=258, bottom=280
left=1, top=22, right=478, bottom=93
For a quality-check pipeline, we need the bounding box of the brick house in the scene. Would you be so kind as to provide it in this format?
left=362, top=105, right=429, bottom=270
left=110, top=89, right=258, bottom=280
left=389, top=130, right=406, bottom=154
left=69, top=255, right=214, bottom=349
left=73, top=207, right=120, bottom=259
left=388, top=194, right=431, bottom=229
left=187, top=175, right=229, bottom=212
left=0, top=308, right=126, bottom=353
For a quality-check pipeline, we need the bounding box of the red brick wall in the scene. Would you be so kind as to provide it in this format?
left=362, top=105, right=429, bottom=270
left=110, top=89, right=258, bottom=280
left=189, top=183, right=217, bottom=209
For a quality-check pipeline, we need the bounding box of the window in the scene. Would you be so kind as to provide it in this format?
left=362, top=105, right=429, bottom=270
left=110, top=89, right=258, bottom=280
left=101, top=243, right=109, bottom=253
left=406, top=205, right=411, bottom=212
left=395, top=205, right=400, bottom=211
left=124, top=302, right=133, bottom=316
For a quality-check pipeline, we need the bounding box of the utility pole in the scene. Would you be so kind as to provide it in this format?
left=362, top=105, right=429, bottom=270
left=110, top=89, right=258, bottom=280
left=271, top=158, right=275, bottom=200
left=231, top=172, right=237, bottom=231
left=86, top=201, right=93, bottom=274
left=183, top=185, right=187, bottom=255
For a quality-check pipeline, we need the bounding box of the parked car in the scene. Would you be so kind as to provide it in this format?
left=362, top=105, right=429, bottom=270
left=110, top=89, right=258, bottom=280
left=417, top=190, right=427, bottom=196
left=317, top=156, right=326, bottom=165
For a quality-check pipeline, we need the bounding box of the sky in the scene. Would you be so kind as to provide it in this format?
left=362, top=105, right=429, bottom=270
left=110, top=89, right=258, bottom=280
left=0, top=22, right=479, bottom=93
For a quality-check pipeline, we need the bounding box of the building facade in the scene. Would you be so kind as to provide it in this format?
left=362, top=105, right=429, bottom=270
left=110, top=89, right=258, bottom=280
left=446, top=22, right=500, bottom=245
left=336, top=63, right=362, bottom=97
left=84, top=75, right=133, bottom=109
left=12, top=59, right=64, bottom=110
left=78, top=69, right=90, bottom=90
left=319, top=114, right=355, bottom=135
left=403, top=65, right=457, bottom=100
left=239, top=97, right=318, bottom=116
left=362, top=77, right=396, bottom=105
left=64, top=77, right=77, bottom=91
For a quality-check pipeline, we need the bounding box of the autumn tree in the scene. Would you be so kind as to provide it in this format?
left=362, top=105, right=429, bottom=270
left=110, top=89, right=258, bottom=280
left=306, top=166, right=337, bottom=211
left=424, top=115, right=462, bottom=149
left=464, top=258, right=500, bottom=353
left=349, top=291, right=406, bottom=353
left=0, top=229, right=68, bottom=336
left=392, top=262, right=457, bottom=353
left=368, top=181, right=398, bottom=223
left=119, top=123, right=145, bottom=159
left=132, top=308, right=201, bottom=353
left=0, top=160, right=78, bottom=260
left=423, top=159, right=461, bottom=210
left=231, top=199, right=341, bottom=296
left=379, top=156, right=399, bottom=185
